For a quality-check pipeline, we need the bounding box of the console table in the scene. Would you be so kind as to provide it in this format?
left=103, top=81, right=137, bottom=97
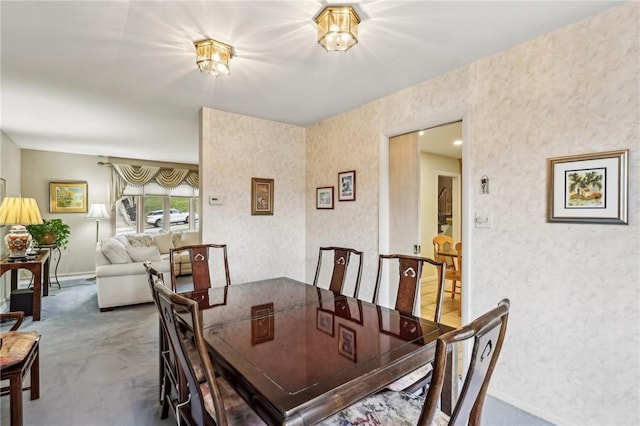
left=0, top=251, right=50, bottom=321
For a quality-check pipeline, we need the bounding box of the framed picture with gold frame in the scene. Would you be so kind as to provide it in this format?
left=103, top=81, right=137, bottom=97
left=50, top=181, right=88, bottom=213
left=251, top=177, right=274, bottom=216
left=547, top=150, right=628, bottom=224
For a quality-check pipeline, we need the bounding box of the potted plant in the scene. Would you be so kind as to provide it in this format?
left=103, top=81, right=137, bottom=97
left=26, top=219, right=71, bottom=249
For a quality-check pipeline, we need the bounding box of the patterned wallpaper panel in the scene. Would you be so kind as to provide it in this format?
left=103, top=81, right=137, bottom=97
left=201, top=3, right=638, bottom=424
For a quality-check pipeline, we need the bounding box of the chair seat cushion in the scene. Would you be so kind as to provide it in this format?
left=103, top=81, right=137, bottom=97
left=182, top=336, right=204, bottom=383
left=200, top=378, right=266, bottom=425
left=317, top=389, right=449, bottom=426
left=0, top=330, right=39, bottom=369
left=387, top=363, right=433, bottom=392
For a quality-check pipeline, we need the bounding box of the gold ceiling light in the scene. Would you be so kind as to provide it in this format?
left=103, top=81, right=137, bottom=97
left=194, top=39, right=232, bottom=76
left=315, top=6, right=360, bottom=52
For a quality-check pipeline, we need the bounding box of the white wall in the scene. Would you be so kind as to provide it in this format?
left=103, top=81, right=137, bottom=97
left=21, top=150, right=112, bottom=276
left=200, top=108, right=306, bottom=284
left=0, top=131, right=22, bottom=304
left=303, top=3, right=639, bottom=424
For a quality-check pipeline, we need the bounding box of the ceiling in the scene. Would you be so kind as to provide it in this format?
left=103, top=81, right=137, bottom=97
left=0, top=1, right=621, bottom=165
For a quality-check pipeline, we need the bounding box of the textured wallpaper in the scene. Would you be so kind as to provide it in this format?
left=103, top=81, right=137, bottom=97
left=200, top=3, right=639, bottom=424
left=200, top=108, right=306, bottom=284
left=303, top=3, right=639, bottom=425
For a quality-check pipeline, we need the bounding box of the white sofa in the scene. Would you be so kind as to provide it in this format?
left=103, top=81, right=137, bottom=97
left=95, top=230, right=200, bottom=311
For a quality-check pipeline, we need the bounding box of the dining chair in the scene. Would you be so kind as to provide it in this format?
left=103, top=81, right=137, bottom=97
left=373, top=253, right=446, bottom=394
left=319, top=298, right=511, bottom=426
left=433, top=236, right=462, bottom=299
left=170, top=243, right=231, bottom=292
left=145, top=262, right=188, bottom=420
left=0, top=311, right=41, bottom=426
left=373, top=254, right=446, bottom=319
left=313, top=246, right=363, bottom=298
left=153, top=281, right=265, bottom=426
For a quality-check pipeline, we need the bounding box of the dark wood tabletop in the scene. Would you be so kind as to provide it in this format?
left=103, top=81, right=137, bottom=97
left=179, top=277, right=455, bottom=425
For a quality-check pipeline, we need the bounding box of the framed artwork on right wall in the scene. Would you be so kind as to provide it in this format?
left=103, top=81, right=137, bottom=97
left=338, top=170, right=356, bottom=202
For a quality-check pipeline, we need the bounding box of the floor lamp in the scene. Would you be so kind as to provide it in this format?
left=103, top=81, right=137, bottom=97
left=87, top=203, right=111, bottom=244
left=87, top=203, right=110, bottom=280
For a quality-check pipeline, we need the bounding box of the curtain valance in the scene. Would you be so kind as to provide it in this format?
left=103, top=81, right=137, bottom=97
left=109, top=163, right=199, bottom=201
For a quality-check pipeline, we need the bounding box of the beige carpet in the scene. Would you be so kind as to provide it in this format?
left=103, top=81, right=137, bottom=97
left=1, top=278, right=173, bottom=426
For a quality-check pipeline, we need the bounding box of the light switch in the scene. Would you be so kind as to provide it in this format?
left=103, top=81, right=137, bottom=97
left=475, top=212, right=493, bottom=228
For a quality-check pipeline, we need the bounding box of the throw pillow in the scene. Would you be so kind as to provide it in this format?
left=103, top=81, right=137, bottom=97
left=152, top=232, right=174, bottom=254
left=179, top=230, right=200, bottom=247
left=126, top=246, right=162, bottom=262
left=126, top=234, right=155, bottom=248
left=101, top=240, right=133, bottom=264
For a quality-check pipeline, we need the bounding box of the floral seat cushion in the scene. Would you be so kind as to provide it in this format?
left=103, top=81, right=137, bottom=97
left=317, top=389, right=449, bottom=426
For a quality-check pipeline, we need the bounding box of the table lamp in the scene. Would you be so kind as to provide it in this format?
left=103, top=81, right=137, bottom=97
left=0, top=197, right=44, bottom=259
left=86, top=203, right=110, bottom=243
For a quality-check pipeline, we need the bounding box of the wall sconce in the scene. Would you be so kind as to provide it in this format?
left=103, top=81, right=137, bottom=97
left=315, top=6, right=360, bottom=52
left=481, top=175, right=490, bottom=194
left=194, top=39, right=233, bottom=76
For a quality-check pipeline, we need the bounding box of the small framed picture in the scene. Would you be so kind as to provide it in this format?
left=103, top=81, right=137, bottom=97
left=316, top=308, right=334, bottom=336
left=50, top=181, right=88, bottom=213
left=316, top=186, right=334, bottom=209
left=338, top=324, right=357, bottom=362
left=338, top=170, right=356, bottom=202
left=251, top=177, right=274, bottom=216
left=251, top=303, right=274, bottom=345
left=547, top=150, right=628, bottom=224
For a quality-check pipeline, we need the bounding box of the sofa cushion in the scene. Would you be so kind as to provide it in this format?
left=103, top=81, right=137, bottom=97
left=126, top=246, right=162, bottom=262
left=153, top=232, right=174, bottom=254
left=177, top=230, right=200, bottom=247
left=126, top=234, right=155, bottom=248
left=101, top=239, right=133, bottom=264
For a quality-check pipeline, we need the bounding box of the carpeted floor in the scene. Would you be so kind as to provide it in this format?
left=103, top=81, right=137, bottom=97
left=1, top=278, right=173, bottom=426
left=1, top=278, right=552, bottom=426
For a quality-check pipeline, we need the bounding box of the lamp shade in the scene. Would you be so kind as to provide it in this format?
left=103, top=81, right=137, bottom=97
left=0, top=197, right=43, bottom=226
left=315, top=6, right=360, bottom=52
left=86, top=203, right=110, bottom=220
left=0, top=197, right=43, bottom=258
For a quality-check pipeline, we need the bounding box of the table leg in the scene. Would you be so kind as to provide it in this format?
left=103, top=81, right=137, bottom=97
left=53, top=247, right=61, bottom=289
left=10, top=270, right=18, bottom=291
left=33, top=268, right=41, bottom=321
left=42, top=256, right=50, bottom=297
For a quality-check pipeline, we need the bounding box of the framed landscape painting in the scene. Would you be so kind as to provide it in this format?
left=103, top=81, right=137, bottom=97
left=50, top=181, right=88, bottom=213
left=547, top=150, right=628, bottom=224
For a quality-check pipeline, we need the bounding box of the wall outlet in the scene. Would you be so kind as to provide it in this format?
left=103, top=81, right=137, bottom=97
left=475, top=212, right=493, bottom=228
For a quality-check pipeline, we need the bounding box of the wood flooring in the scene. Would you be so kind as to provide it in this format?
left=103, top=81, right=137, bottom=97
left=420, top=278, right=461, bottom=327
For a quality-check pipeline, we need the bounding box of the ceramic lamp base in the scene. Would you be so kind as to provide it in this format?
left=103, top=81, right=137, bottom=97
left=5, top=225, right=33, bottom=259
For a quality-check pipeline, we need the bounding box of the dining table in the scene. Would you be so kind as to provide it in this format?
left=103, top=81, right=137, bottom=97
left=177, top=277, right=457, bottom=425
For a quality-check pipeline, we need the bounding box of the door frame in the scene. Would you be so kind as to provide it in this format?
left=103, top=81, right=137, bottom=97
left=379, top=107, right=471, bottom=328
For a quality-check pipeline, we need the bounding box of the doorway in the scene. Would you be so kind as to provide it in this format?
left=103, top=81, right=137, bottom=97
left=379, top=109, right=470, bottom=327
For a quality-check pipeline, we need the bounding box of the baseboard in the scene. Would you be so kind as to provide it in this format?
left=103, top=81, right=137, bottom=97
left=488, top=389, right=570, bottom=426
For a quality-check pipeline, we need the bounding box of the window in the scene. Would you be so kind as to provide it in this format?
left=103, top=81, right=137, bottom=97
left=115, top=195, right=199, bottom=236
left=105, top=161, right=199, bottom=236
